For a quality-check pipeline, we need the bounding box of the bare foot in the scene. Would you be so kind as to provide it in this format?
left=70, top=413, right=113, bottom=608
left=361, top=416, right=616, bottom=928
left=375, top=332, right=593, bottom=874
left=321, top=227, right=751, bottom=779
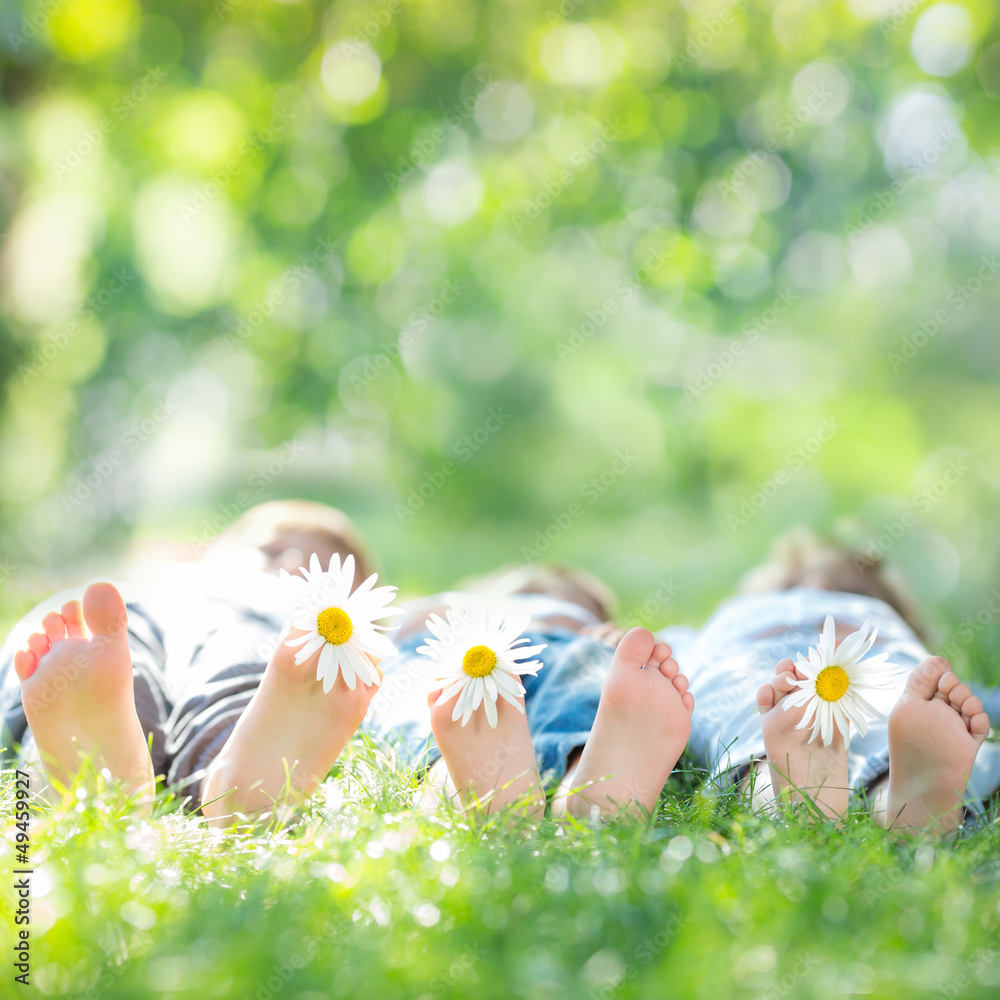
left=428, top=687, right=545, bottom=818
left=885, top=656, right=990, bottom=836
left=13, top=583, right=154, bottom=799
left=201, top=622, right=381, bottom=827
left=555, top=627, right=693, bottom=820
left=756, top=657, right=849, bottom=818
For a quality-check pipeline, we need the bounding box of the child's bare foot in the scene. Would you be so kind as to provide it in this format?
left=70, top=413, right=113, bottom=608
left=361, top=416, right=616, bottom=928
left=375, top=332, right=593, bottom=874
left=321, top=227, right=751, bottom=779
left=757, top=658, right=849, bottom=818
left=14, top=583, right=154, bottom=799
left=201, top=623, right=380, bottom=827
left=428, top=688, right=545, bottom=818
left=885, top=656, right=989, bottom=836
left=555, top=627, right=694, bottom=820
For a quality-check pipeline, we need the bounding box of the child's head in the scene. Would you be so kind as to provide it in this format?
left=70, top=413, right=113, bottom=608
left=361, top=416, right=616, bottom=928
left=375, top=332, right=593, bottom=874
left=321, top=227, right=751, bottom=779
left=201, top=499, right=376, bottom=580
left=459, top=563, right=618, bottom=622
left=738, top=526, right=929, bottom=643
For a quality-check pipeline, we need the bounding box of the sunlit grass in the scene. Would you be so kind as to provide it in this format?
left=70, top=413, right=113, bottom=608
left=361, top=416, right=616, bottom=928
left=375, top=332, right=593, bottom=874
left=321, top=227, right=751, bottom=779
left=3, top=714, right=1000, bottom=998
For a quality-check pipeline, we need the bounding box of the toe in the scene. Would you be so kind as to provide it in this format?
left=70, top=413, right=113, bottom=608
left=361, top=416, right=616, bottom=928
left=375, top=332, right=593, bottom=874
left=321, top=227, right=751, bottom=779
left=42, top=612, right=67, bottom=643
left=61, top=600, right=86, bottom=638
left=946, top=681, right=973, bottom=711
left=82, top=582, right=129, bottom=640
left=773, top=670, right=799, bottom=696
left=960, top=694, right=983, bottom=720
left=651, top=641, right=672, bottom=662
left=671, top=673, right=689, bottom=695
left=970, top=711, right=991, bottom=742
left=756, top=682, right=776, bottom=713
left=681, top=691, right=695, bottom=713
left=27, top=632, right=50, bottom=659
left=13, top=649, right=38, bottom=681
left=905, top=656, right=953, bottom=700
left=658, top=657, right=679, bottom=680
left=612, top=627, right=655, bottom=671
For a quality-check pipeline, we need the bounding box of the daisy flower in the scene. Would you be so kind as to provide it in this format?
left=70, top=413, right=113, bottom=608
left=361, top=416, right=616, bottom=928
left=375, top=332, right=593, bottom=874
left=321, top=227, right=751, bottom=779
left=417, top=604, right=547, bottom=728
left=782, top=614, right=901, bottom=746
left=282, top=553, right=403, bottom=692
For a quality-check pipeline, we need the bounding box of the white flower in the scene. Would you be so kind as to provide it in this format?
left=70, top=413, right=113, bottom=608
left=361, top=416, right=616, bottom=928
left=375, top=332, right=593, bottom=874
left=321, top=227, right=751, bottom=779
left=417, top=604, right=546, bottom=728
left=783, top=614, right=901, bottom=746
left=282, top=553, right=403, bottom=692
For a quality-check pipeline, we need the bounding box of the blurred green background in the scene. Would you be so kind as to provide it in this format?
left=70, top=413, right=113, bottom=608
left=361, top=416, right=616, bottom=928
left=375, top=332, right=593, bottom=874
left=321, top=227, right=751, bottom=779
left=1, top=0, right=999, bottom=639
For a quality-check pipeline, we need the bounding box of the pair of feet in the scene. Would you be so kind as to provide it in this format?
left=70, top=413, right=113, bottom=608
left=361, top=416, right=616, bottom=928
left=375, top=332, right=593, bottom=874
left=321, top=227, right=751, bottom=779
left=757, top=655, right=991, bottom=834
left=14, top=581, right=377, bottom=821
left=15, top=583, right=695, bottom=825
left=430, top=627, right=694, bottom=821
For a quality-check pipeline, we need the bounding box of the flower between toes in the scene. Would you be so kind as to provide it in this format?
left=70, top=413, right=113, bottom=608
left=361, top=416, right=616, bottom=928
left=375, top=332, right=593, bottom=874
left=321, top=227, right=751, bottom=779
left=462, top=645, right=497, bottom=678
left=317, top=607, right=353, bottom=645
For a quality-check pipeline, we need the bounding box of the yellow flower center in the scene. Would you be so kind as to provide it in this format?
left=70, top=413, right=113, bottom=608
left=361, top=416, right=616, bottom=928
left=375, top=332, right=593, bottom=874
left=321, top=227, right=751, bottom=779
left=815, top=665, right=849, bottom=702
left=316, top=607, right=353, bottom=645
left=462, top=645, right=497, bottom=678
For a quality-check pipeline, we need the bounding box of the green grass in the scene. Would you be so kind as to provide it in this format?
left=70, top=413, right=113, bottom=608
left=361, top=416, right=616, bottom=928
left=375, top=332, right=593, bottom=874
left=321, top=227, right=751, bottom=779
left=3, top=621, right=1000, bottom=999
left=3, top=747, right=1000, bottom=998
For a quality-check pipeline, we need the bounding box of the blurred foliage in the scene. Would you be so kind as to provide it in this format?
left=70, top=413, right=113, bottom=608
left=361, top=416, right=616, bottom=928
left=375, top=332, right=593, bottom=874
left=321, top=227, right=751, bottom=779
left=1, top=0, right=999, bottom=628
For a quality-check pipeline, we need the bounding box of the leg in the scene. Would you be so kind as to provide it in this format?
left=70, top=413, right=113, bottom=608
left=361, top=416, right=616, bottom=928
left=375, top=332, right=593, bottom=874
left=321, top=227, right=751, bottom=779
left=200, top=619, right=381, bottom=827
left=428, top=688, right=545, bottom=819
left=13, top=583, right=154, bottom=800
left=551, top=628, right=694, bottom=820
left=754, top=657, right=849, bottom=819
left=881, top=656, right=989, bottom=836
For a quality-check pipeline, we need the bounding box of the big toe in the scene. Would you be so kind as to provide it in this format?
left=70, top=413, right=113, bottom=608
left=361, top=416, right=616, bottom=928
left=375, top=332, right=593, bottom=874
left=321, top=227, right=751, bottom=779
left=82, top=582, right=129, bottom=640
left=612, top=627, right=655, bottom=671
left=904, top=656, right=952, bottom=701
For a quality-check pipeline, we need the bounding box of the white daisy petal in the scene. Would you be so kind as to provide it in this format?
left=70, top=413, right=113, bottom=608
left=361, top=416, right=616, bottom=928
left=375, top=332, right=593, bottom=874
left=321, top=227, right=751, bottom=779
left=453, top=684, right=474, bottom=724
left=484, top=690, right=498, bottom=728
left=436, top=677, right=469, bottom=705
left=343, top=642, right=378, bottom=688
left=783, top=616, right=899, bottom=747
left=277, top=555, right=401, bottom=692
left=295, top=634, right=328, bottom=665
left=410, top=598, right=546, bottom=726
